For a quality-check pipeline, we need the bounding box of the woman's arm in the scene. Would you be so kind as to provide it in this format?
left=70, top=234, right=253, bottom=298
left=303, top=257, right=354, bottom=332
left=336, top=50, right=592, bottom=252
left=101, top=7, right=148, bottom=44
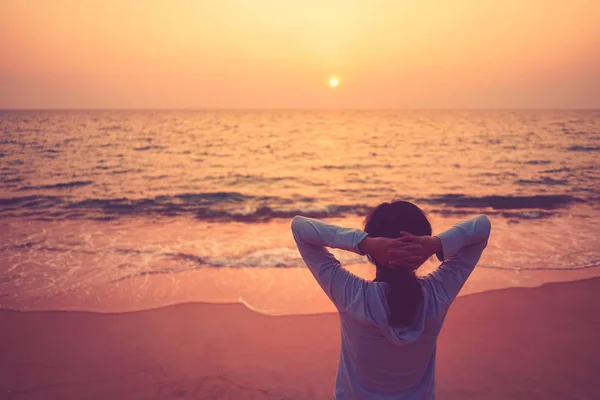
left=291, top=215, right=369, bottom=256
left=426, top=214, right=492, bottom=308
left=290, top=215, right=368, bottom=312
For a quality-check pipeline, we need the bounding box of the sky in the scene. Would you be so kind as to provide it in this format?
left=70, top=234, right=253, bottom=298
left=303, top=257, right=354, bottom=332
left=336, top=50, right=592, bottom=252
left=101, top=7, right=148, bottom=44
left=1, top=0, right=599, bottom=109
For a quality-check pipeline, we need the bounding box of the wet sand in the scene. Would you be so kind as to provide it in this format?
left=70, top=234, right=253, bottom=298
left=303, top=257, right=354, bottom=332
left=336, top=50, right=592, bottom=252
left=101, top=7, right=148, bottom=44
left=1, top=278, right=599, bottom=399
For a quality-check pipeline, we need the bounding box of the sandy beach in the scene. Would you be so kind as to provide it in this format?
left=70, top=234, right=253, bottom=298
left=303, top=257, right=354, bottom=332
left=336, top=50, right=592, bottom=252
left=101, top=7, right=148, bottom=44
left=1, top=277, right=598, bottom=400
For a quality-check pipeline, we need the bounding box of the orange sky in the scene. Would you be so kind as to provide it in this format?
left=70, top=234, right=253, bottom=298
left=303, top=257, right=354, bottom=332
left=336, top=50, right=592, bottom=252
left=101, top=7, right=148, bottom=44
left=1, top=0, right=599, bottom=109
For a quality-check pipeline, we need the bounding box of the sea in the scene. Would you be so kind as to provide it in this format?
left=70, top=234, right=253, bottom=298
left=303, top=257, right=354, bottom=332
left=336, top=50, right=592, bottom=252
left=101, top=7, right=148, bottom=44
left=1, top=110, right=599, bottom=315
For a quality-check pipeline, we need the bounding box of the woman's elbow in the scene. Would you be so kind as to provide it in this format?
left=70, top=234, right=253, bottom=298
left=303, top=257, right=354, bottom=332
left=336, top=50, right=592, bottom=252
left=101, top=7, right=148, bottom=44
left=291, top=215, right=303, bottom=230
left=291, top=215, right=307, bottom=237
left=478, top=214, right=492, bottom=241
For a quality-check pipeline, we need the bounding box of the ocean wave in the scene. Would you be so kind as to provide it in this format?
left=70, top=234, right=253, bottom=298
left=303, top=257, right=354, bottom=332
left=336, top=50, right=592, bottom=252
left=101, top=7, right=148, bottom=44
left=0, top=195, right=63, bottom=207
left=98, top=124, right=126, bottom=131
left=0, top=195, right=371, bottom=221
left=430, top=209, right=555, bottom=220
left=419, top=194, right=584, bottom=210
left=0, top=192, right=366, bottom=221
left=189, top=204, right=373, bottom=222
left=0, top=191, right=591, bottom=222
left=541, top=167, right=571, bottom=173
left=17, top=180, right=94, bottom=191
left=0, top=177, right=23, bottom=183
left=312, top=163, right=394, bottom=171
left=174, top=192, right=255, bottom=203
left=524, top=160, right=552, bottom=165
left=568, top=145, right=600, bottom=152
left=133, top=145, right=167, bottom=151
left=108, top=251, right=600, bottom=282
left=515, top=177, right=568, bottom=186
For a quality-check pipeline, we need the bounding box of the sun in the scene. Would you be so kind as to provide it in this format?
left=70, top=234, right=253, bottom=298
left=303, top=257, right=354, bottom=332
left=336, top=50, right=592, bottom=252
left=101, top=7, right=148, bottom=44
left=329, top=77, right=340, bottom=88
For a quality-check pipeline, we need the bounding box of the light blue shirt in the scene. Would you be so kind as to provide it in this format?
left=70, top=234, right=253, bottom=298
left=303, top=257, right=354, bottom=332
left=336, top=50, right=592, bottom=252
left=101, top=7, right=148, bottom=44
left=291, top=214, right=491, bottom=400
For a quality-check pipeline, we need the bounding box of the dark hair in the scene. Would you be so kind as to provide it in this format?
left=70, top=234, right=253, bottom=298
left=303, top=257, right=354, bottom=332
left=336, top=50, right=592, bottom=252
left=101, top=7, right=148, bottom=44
left=363, top=200, right=432, bottom=328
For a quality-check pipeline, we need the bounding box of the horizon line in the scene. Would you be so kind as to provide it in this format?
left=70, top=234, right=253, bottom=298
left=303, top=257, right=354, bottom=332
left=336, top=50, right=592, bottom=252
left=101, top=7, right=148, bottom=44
left=1, top=107, right=599, bottom=112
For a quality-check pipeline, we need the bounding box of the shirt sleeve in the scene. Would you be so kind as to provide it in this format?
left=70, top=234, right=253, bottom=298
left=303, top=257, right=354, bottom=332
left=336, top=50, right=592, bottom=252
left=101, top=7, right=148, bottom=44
left=290, top=215, right=369, bottom=312
left=425, top=214, right=491, bottom=311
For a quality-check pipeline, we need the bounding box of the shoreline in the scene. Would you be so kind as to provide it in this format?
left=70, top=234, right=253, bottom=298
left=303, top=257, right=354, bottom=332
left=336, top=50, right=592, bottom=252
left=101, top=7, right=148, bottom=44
left=2, top=264, right=600, bottom=316
left=2, top=277, right=599, bottom=399
left=0, top=275, right=598, bottom=317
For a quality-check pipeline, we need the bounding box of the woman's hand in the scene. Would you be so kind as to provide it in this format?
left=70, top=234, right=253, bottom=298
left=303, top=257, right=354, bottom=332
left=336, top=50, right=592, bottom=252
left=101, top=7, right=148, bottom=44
left=387, top=233, right=442, bottom=269
left=358, top=235, right=424, bottom=269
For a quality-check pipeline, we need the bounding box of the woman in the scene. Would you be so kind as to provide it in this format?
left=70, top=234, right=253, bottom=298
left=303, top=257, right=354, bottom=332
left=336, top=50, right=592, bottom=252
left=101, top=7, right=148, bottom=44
left=291, top=200, right=491, bottom=399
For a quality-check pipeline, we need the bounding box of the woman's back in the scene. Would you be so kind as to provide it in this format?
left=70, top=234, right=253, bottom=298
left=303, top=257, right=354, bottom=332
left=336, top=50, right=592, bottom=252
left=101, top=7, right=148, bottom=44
left=335, top=280, right=443, bottom=399
left=291, top=213, right=491, bottom=399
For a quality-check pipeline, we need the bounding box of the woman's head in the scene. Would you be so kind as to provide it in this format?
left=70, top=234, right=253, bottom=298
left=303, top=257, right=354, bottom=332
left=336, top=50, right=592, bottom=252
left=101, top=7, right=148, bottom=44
left=363, top=200, right=431, bottom=328
left=363, top=200, right=432, bottom=242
